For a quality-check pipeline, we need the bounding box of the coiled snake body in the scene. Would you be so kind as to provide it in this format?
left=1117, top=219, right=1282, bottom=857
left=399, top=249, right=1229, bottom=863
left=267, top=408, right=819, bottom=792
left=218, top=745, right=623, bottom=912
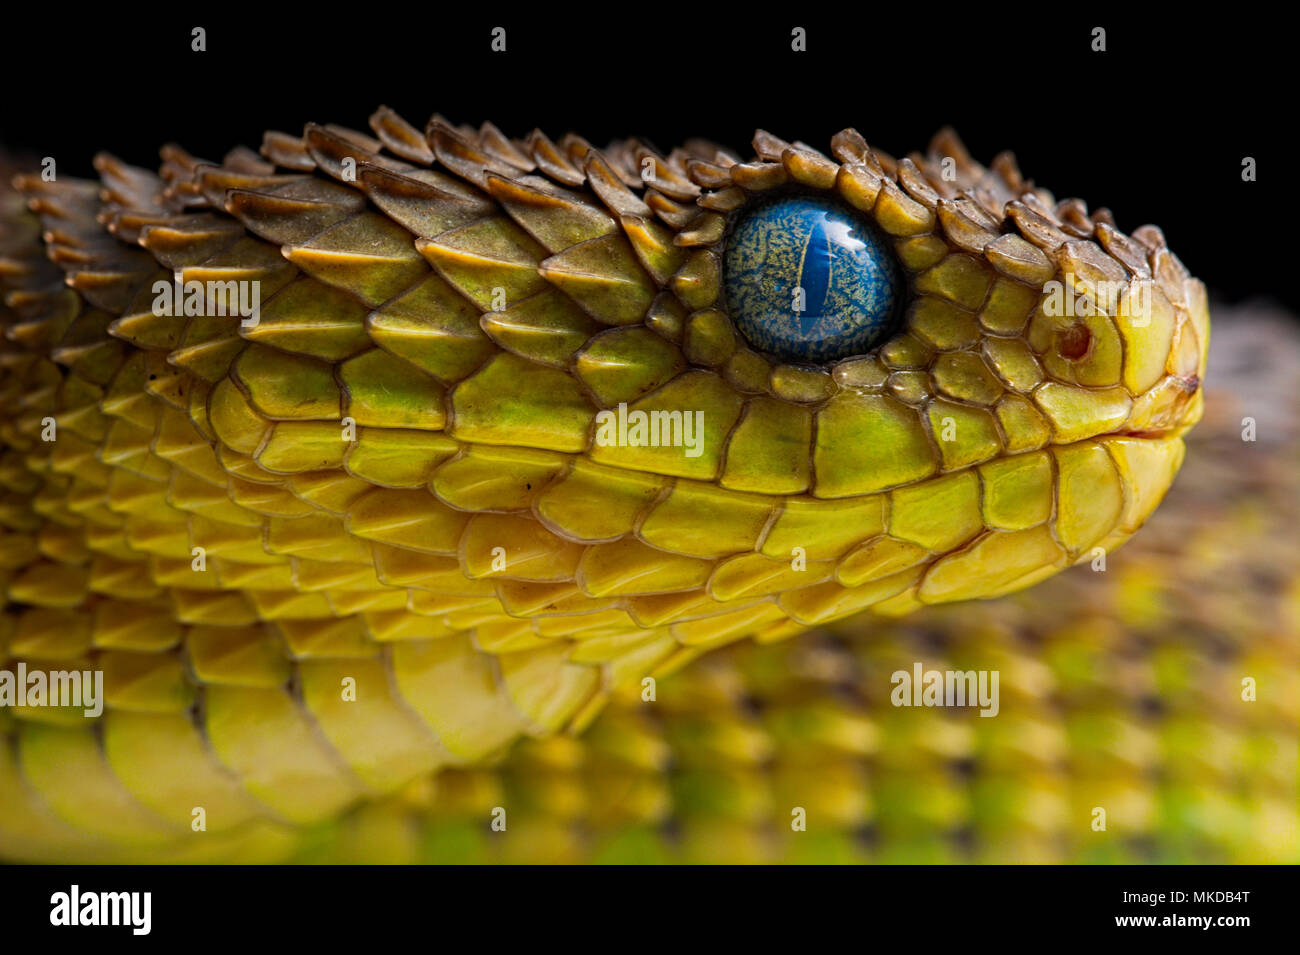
left=0, top=112, right=1209, bottom=861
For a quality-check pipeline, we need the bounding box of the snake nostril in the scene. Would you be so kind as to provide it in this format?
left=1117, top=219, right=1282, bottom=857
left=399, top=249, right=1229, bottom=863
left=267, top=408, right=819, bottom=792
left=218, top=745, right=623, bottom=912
left=1057, top=323, right=1091, bottom=360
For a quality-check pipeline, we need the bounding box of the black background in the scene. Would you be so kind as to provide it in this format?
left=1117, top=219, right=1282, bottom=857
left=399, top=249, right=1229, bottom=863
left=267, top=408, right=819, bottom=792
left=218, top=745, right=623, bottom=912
left=0, top=9, right=1288, bottom=310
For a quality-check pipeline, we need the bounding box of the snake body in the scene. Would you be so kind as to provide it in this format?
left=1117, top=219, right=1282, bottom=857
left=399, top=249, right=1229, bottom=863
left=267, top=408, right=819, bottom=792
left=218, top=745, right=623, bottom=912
left=0, top=113, right=1209, bottom=861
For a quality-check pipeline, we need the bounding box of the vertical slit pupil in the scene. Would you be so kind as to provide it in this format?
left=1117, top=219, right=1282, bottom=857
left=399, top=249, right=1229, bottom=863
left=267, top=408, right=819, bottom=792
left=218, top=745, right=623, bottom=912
left=798, top=221, right=833, bottom=334
left=723, top=195, right=902, bottom=363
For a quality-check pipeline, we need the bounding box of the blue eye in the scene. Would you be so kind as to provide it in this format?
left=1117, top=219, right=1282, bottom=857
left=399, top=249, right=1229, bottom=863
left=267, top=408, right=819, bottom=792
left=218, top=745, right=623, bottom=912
left=723, top=196, right=902, bottom=363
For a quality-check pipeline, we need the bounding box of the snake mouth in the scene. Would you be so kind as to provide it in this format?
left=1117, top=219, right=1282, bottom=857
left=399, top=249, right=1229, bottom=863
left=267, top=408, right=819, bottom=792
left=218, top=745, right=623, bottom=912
left=1114, top=373, right=1203, bottom=440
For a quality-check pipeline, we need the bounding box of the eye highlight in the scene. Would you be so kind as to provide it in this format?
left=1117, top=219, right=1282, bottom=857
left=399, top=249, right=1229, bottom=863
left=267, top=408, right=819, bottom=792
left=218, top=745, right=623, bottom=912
left=723, top=195, right=903, bottom=363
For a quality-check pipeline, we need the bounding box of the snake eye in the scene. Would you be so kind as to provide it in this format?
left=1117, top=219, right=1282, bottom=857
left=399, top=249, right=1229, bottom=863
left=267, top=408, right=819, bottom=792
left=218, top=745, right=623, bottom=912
left=723, top=195, right=903, bottom=363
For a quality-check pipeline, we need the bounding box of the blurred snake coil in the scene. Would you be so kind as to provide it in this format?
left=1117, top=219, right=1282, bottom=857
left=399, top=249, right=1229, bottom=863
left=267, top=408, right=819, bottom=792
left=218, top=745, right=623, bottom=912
left=4, top=108, right=1284, bottom=864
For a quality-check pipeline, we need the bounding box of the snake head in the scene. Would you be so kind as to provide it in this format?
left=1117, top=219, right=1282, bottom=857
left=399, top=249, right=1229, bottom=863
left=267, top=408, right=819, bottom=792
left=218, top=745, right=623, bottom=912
left=641, top=125, right=1210, bottom=616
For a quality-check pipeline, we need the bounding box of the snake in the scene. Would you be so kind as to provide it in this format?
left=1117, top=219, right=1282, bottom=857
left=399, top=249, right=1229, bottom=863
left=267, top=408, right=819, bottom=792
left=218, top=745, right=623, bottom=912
left=0, top=110, right=1211, bottom=862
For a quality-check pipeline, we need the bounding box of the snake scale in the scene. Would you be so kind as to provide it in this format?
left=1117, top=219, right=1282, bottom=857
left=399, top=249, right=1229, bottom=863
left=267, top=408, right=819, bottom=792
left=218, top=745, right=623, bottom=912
left=0, top=111, right=1212, bottom=862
